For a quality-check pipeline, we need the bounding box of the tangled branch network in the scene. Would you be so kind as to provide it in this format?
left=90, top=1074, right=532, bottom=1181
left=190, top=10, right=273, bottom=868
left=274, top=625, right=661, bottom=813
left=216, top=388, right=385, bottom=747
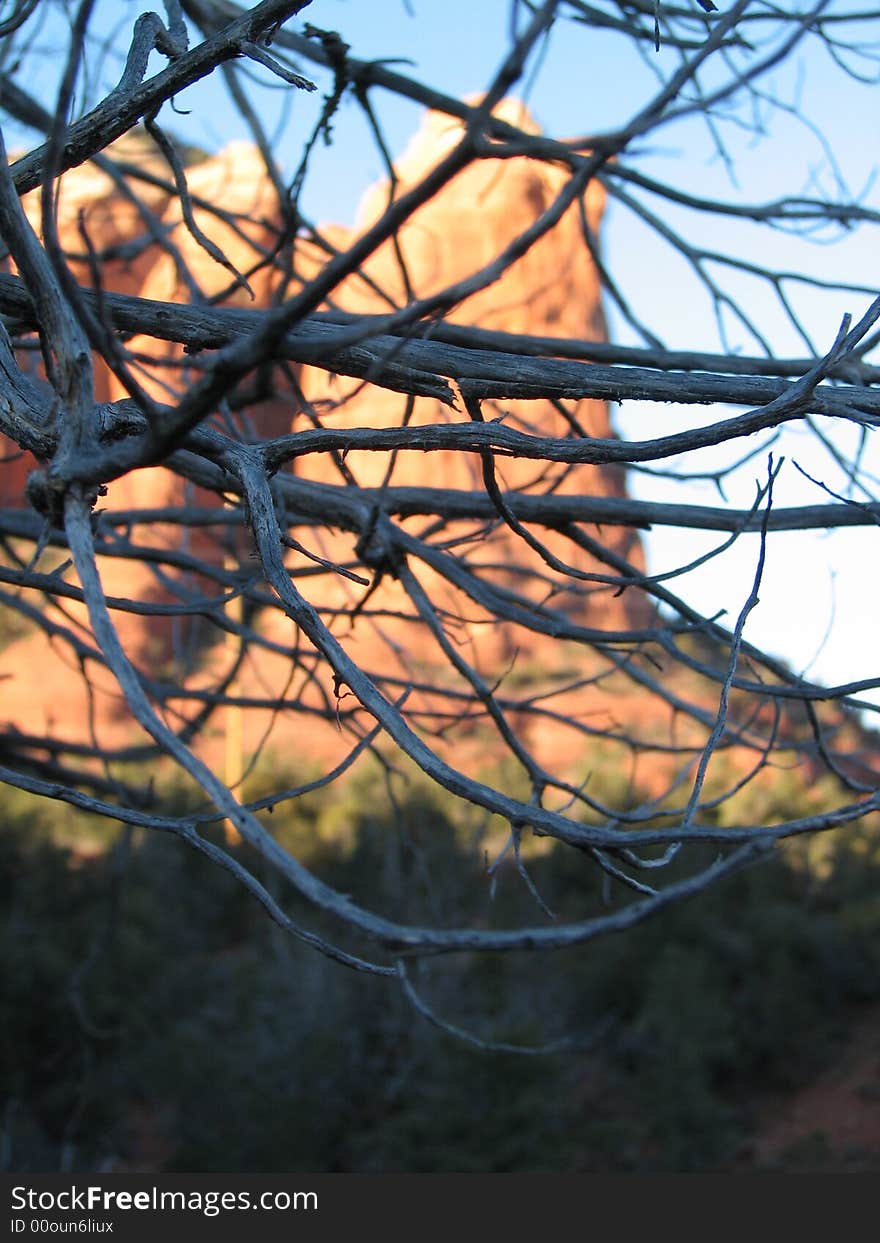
left=0, top=0, right=879, bottom=1044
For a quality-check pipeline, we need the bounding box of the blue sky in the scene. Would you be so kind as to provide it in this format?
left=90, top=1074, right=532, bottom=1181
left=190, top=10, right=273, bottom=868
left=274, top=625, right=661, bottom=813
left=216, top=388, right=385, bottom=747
left=9, top=0, right=880, bottom=707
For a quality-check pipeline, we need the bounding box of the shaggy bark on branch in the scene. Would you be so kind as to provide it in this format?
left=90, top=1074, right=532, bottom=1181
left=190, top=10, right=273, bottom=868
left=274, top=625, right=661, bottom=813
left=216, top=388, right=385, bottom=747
left=0, top=0, right=878, bottom=1049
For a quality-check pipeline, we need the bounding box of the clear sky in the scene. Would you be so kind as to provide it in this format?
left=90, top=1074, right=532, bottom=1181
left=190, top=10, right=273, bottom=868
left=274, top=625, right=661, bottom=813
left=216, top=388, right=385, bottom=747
left=8, top=0, right=880, bottom=709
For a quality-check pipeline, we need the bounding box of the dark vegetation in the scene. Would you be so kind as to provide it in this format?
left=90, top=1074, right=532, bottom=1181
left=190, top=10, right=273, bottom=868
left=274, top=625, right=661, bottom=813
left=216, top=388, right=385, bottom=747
left=4, top=758, right=879, bottom=1173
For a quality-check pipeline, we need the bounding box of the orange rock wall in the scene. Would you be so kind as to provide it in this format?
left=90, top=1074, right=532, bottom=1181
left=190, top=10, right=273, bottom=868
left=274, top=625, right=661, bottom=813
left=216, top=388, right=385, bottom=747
left=0, top=110, right=649, bottom=766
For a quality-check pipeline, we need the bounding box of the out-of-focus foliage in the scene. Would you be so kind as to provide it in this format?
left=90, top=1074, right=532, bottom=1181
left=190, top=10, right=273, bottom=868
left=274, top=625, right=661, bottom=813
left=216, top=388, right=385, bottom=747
left=3, top=762, right=879, bottom=1172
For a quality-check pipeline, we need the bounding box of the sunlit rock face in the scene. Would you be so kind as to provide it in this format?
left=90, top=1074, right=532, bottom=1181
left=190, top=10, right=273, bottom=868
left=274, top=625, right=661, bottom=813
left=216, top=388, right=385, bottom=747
left=291, top=105, right=647, bottom=662
left=0, top=109, right=652, bottom=771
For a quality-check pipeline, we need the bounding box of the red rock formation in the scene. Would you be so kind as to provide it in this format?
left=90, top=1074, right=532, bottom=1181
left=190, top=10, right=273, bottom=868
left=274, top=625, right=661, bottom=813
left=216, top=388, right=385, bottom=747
left=290, top=105, right=647, bottom=665
left=0, top=108, right=650, bottom=770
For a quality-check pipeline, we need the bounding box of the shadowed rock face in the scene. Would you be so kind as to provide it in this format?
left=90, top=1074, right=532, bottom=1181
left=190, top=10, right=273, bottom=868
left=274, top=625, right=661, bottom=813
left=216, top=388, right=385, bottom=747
left=0, top=108, right=651, bottom=765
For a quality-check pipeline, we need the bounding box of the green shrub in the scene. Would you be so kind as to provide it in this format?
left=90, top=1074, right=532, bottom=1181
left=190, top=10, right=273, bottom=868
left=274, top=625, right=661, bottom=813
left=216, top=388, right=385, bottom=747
left=2, top=761, right=879, bottom=1172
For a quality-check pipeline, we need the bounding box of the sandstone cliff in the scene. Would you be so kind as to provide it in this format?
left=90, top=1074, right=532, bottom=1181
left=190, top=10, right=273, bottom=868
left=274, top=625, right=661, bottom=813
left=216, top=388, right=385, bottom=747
left=0, top=108, right=656, bottom=773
